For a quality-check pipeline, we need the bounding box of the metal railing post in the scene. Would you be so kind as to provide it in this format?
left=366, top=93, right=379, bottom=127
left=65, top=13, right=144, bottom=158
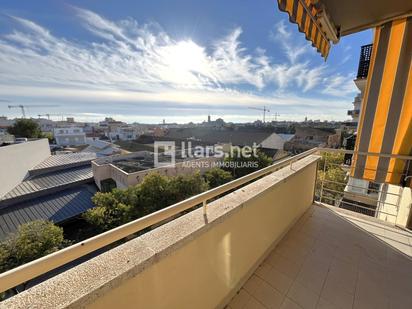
left=319, top=153, right=327, bottom=204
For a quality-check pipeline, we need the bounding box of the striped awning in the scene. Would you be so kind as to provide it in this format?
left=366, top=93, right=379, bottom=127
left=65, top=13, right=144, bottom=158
left=352, top=17, right=412, bottom=185
left=277, top=0, right=331, bottom=59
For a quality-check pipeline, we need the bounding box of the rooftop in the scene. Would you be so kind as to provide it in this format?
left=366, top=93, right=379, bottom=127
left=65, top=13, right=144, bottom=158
left=0, top=184, right=97, bottom=240
left=164, top=127, right=279, bottom=146
left=0, top=166, right=93, bottom=205
left=0, top=151, right=97, bottom=240
left=95, top=151, right=192, bottom=173
left=29, top=152, right=96, bottom=176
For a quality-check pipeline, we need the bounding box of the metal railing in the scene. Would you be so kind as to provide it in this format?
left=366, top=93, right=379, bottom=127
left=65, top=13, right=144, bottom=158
left=315, top=148, right=411, bottom=219
left=356, top=44, right=373, bottom=79
left=0, top=148, right=318, bottom=293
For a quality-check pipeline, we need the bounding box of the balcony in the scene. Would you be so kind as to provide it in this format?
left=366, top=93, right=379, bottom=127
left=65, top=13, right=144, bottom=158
left=1, top=150, right=412, bottom=308
left=347, top=109, right=360, bottom=116
left=356, top=44, right=373, bottom=80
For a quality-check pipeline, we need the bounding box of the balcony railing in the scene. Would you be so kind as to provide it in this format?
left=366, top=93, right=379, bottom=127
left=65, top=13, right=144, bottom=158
left=0, top=148, right=318, bottom=294
left=315, top=148, right=412, bottom=224
left=356, top=44, right=373, bottom=79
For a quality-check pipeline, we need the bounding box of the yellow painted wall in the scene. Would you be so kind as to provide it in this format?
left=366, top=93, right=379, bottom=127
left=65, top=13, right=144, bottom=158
left=87, top=160, right=317, bottom=309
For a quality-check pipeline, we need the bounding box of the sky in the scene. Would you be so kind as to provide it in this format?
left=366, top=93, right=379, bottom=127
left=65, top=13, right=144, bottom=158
left=0, top=0, right=372, bottom=124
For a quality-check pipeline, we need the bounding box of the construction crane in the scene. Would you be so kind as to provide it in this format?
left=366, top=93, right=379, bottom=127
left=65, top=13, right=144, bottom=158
left=273, top=112, right=280, bottom=122
left=8, top=104, right=59, bottom=118
left=38, top=114, right=51, bottom=120
left=248, top=106, right=270, bottom=123
left=38, top=114, right=69, bottom=121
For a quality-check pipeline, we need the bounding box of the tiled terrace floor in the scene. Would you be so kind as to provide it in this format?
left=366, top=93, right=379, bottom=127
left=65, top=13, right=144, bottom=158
left=227, top=204, right=412, bottom=309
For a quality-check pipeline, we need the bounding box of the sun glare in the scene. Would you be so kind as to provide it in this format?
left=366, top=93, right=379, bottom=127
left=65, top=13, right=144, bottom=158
left=166, top=40, right=207, bottom=72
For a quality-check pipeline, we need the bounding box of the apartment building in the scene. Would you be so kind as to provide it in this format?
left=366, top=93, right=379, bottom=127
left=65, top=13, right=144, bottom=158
left=107, top=125, right=140, bottom=141
left=347, top=44, right=373, bottom=125
left=54, top=127, right=87, bottom=146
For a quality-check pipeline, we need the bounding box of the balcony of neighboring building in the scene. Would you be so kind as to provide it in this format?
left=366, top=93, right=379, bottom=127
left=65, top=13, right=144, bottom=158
left=354, top=44, right=373, bottom=92
left=1, top=149, right=411, bottom=309
left=347, top=110, right=360, bottom=117
left=356, top=44, right=373, bottom=80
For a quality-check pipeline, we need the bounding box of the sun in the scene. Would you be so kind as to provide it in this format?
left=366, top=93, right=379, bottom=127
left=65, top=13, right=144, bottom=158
left=165, top=40, right=206, bottom=72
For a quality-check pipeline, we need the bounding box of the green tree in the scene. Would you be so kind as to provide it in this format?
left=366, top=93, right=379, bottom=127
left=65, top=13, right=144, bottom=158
left=167, top=172, right=209, bottom=203
left=136, top=173, right=173, bottom=213
left=0, top=220, right=65, bottom=295
left=0, top=220, right=64, bottom=273
left=318, top=151, right=345, bottom=171
left=83, top=189, right=135, bottom=232
left=224, top=150, right=272, bottom=178
left=83, top=172, right=209, bottom=232
left=41, top=131, right=54, bottom=143
left=203, top=168, right=233, bottom=188
left=7, top=119, right=42, bottom=138
left=316, top=152, right=347, bottom=204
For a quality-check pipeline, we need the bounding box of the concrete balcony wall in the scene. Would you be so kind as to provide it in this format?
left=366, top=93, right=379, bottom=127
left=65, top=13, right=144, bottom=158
left=2, top=155, right=319, bottom=309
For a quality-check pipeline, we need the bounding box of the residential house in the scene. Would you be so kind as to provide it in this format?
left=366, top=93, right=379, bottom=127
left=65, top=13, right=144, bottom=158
left=82, top=139, right=121, bottom=157
left=284, top=127, right=340, bottom=152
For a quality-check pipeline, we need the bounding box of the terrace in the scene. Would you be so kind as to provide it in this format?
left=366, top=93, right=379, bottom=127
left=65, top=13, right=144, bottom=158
left=0, top=149, right=411, bottom=308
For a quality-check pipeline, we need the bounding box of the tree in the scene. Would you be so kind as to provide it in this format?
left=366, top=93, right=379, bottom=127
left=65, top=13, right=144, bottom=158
left=318, top=151, right=344, bottom=171
left=83, top=172, right=209, bottom=232
left=7, top=119, right=42, bottom=138
left=0, top=220, right=64, bottom=273
left=204, top=168, right=233, bottom=188
left=41, top=131, right=54, bottom=143
left=316, top=152, right=347, bottom=204
left=83, top=190, right=135, bottom=232
left=224, top=150, right=272, bottom=178
left=0, top=220, right=65, bottom=296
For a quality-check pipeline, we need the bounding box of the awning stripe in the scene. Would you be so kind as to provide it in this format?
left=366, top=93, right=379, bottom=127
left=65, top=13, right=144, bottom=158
left=376, top=19, right=410, bottom=182
left=353, top=25, right=388, bottom=179
left=352, top=17, right=412, bottom=186
left=277, top=0, right=331, bottom=59
left=364, top=20, right=405, bottom=181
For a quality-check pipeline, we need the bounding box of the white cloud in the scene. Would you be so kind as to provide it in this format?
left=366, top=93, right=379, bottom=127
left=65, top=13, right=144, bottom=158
left=321, top=74, right=357, bottom=97
left=0, top=8, right=356, bottom=121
